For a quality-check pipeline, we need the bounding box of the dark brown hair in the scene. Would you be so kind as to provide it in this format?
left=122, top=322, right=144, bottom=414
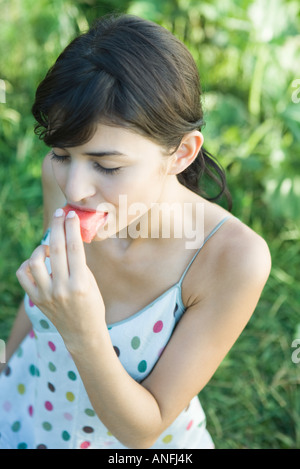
left=32, top=13, right=231, bottom=208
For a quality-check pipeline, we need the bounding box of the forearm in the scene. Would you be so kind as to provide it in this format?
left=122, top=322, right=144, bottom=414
left=15, top=212, right=164, bottom=448
left=0, top=299, right=32, bottom=373
left=67, top=326, right=163, bottom=449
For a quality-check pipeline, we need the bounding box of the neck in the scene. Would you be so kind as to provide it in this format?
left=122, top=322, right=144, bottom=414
left=87, top=177, right=203, bottom=254
left=117, top=176, right=187, bottom=241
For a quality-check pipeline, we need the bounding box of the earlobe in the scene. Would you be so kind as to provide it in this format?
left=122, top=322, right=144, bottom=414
left=168, top=131, right=204, bottom=175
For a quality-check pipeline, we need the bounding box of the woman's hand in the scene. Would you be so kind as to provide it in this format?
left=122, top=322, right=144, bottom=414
left=16, top=209, right=105, bottom=351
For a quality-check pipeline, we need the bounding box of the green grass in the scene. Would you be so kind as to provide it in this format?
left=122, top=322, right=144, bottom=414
left=200, top=222, right=300, bottom=449
left=0, top=138, right=44, bottom=339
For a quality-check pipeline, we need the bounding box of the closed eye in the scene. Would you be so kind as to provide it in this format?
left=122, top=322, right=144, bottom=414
left=92, top=161, right=122, bottom=175
left=50, top=150, right=121, bottom=175
left=50, top=150, right=69, bottom=163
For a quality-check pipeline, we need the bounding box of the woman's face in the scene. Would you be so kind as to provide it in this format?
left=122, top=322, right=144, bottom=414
left=51, top=124, right=174, bottom=241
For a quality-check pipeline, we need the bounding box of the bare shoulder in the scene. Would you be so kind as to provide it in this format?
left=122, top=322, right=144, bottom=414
left=217, top=216, right=272, bottom=287
left=201, top=215, right=272, bottom=320
left=182, top=214, right=271, bottom=308
left=41, top=152, right=66, bottom=231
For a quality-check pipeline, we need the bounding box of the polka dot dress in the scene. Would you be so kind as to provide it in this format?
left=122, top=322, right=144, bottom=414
left=0, top=222, right=229, bottom=449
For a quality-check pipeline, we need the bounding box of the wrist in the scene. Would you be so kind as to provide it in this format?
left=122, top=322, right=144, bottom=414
left=64, top=318, right=109, bottom=359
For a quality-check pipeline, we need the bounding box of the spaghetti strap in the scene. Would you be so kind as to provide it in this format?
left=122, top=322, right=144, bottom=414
left=178, top=215, right=231, bottom=286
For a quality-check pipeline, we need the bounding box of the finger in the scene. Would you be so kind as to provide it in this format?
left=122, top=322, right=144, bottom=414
left=49, top=208, right=69, bottom=283
left=28, top=244, right=52, bottom=292
left=64, top=210, right=87, bottom=279
left=16, top=260, right=38, bottom=300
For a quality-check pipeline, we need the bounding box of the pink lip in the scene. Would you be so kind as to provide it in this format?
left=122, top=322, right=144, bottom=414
left=67, top=203, right=107, bottom=214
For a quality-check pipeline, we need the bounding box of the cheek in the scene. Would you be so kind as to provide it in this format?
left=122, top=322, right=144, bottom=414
left=117, top=175, right=164, bottom=216
left=101, top=161, right=167, bottom=209
left=94, top=165, right=167, bottom=238
left=52, top=165, right=67, bottom=190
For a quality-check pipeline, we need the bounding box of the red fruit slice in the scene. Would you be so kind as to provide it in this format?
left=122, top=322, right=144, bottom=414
left=62, top=205, right=107, bottom=243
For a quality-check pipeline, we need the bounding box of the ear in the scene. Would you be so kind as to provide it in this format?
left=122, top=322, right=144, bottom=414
left=167, top=131, right=204, bottom=175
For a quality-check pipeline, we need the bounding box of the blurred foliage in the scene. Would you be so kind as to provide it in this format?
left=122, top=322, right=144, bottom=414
left=127, top=0, right=300, bottom=232
left=0, top=0, right=299, bottom=449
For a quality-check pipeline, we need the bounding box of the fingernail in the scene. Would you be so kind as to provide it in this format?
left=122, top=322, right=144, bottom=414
left=66, top=210, right=76, bottom=219
left=54, top=208, right=64, bottom=217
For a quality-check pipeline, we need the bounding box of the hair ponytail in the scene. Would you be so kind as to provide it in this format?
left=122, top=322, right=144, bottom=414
left=177, top=146, right=232, bottom=211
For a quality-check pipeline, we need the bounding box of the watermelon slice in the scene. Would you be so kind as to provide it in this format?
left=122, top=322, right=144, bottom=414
left=62, top=204, right=107, bottom=243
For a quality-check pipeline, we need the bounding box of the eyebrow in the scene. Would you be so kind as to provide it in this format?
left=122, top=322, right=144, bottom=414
left=83, top=151, right=127, bottom=158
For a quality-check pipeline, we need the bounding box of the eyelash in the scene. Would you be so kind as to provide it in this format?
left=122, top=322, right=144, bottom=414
left=50, top=150, right=121, bottom=175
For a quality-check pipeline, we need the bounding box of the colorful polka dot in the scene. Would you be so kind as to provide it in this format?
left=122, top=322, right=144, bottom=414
left=48, top=341, right=56, bottom=352
left=3, top=401, right=11, bottom=412
left=42, top=421, right=52, bottom=431
left=153, top=320, right=163, bottom=333
left=45, top=401, right=53, bottom=411
left=48, top=382, right=55, bottom=392
left=48, top=362, right=56, bottom=372
left=11, top=421, right=21, bottom=432
left=29, top=298, right=35, bottom=307
left=186, top=420, right=193, bottom=430
left=17, top=383, right=25, bottom=394
left=28, top=405, right=34, bottom=417
left=104, top=440, right=114, bottom=446
left=80, top=441, right=91, bottom=449
left=66, top=392, right=75, bottom=402
left=17, top=442, right=27, bottom=449
left=113, top=346, right=120, bottom=357
left=84, top=408, right=95, bottom=417
left=4, top=366, right=11, bottom=376
left=62, top=430, right=71, bottom=441
left=67, top=371, right=77, bottom=381
left=138, top=360, right=147, bottom=373
left=29, top=364, right=40, bottom=376
left=64, top=412, right=73, bottom=421
left=40, top=319, right=50, bottom=329
left=162, top=434, right=173, bottom=444
left=82, top=426, right=94, bottom=434
left=37, top=444, right=47, bottom=449
left=131, top=336, right=140, bottom=350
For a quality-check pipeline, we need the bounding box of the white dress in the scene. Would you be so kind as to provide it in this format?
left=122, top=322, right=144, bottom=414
left=0, top=217, right=230, bottom=449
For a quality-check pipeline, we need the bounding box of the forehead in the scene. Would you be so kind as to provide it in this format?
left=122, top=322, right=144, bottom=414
left=68, top=123, right=166, bottom=157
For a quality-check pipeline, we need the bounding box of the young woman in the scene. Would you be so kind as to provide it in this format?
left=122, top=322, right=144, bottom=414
left=0, top=14, right=271, bottom=449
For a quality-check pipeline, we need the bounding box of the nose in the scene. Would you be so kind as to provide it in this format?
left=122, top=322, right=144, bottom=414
left=64, top=160, right=96, bottom=202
